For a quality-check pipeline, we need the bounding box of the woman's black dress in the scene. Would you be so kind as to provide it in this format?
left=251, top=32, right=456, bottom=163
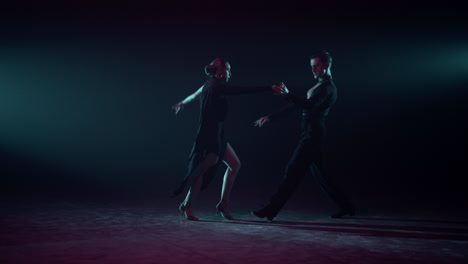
left=173, top=78, right=271, bottom=196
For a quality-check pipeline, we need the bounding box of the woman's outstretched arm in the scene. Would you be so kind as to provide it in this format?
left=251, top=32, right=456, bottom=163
left=172, top=85, right=204, bottom=115
left=221, top=84, right=273, bottom=95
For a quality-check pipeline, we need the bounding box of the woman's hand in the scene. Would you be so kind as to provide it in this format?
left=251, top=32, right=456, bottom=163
left=172, top=101, right=184, bottom=115
left=272, top=82, right=289, bottom=96
left=253, top=116, right=270, bottom=127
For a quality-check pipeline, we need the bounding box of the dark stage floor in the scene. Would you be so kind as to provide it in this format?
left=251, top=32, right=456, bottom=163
left=1, top=199, right=467, bottom=264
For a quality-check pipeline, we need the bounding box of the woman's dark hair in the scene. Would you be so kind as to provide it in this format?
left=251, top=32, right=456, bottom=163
left=310, top=50, right=332, bottom=65
left=205, top=58, right=228, bottom=77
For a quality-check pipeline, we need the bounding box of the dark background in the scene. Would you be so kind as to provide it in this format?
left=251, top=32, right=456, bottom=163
left=1, top=1, right=467, bottom=214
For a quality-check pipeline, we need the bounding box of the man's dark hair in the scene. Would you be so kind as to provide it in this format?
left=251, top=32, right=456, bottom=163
left=310, top=50, right=332, bottom=65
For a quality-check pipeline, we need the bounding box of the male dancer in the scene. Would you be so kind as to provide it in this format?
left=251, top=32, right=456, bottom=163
left=252, top=51, right=354, bottom=221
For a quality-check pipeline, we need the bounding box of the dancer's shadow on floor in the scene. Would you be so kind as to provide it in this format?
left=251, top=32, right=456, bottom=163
left=201, top=216, right=468, bottom=233
left=238, top=219, right=468, bottom=233
left=350, top=216, right=468, bottom=225
left=198, top=218, right=468, bottom=241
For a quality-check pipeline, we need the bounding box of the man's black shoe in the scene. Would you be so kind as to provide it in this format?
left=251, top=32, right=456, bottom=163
left=251, top=210, right=275, bottom=222
left=330, top=208, right=355, bottom=219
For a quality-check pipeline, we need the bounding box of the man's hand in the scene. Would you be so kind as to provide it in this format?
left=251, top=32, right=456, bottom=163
left=253, top=116, right=270, bottom=127
left=172, top=102, right=184, bottom=115
left=272, top=82, right=289, bottom=96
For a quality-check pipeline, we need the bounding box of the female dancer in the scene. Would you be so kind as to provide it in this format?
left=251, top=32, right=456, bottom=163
left=172, top=58, right=272, bottom=220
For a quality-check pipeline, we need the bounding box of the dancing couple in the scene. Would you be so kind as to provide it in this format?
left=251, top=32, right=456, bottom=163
left=172, top=51, right=354, bottom=221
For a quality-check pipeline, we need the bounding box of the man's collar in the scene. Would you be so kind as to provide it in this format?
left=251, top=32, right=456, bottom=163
left=318, top=74, right=332, bottom=83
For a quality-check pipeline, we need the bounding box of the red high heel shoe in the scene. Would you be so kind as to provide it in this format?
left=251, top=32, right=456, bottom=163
left=179, top=203, right=199, bottom=221
left=216, top=202, right=234, bottom=220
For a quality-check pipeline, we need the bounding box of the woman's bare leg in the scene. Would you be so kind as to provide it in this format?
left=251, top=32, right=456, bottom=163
left=216, top=143, right=241, bottom=219
left=182, top=152, right=219, bottom=207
